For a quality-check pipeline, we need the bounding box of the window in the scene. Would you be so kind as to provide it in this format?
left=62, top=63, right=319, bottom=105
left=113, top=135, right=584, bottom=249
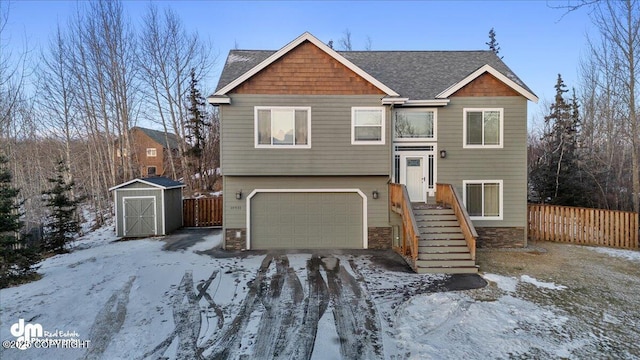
left=352, top=107, right=385, bottom=145
left=146, top=148, right=157, bottom=157
left=463, top=180, right=503, bottom=220
left=255, top=107, right=310, bottom=148
left=394, top=109, right=436, bottom=141
left=147, top=166, right=157, bottom=176
left=116, top=148, right=128, bottom=157
left=463, top=108, right=503, bottom=148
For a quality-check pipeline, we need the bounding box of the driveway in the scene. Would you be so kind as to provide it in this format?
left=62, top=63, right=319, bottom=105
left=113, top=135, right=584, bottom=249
left=153, top=230, right=486, bottom=359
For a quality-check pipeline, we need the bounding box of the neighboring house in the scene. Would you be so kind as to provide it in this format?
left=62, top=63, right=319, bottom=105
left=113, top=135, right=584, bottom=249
left=116, top=126, right=181, bottom=178
left=208, top=32, right=537, bottom=272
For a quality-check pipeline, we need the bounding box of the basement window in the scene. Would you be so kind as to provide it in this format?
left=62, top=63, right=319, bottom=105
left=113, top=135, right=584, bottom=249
left=463, top=180, right=503, bottom=220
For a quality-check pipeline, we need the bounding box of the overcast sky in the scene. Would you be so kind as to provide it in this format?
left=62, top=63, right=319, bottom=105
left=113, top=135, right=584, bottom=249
left=3, top=1, right=595, bottom=126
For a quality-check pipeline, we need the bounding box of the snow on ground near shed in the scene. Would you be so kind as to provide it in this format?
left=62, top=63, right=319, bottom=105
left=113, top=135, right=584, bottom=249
left=2, top=225, right=630, bottom=359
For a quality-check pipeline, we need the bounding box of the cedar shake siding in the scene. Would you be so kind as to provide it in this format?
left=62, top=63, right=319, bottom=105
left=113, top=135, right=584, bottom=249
left=451, top=72, right=521, bottom=97
left=231, top=41, right=385, bottom=96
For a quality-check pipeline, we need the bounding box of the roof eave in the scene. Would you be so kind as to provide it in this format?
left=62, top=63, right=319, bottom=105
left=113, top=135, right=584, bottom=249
left=207, top=95, right=231, bottom=105
left=214, top=32, right=399, bottom=97
left=109, top=178, right=185, bottom=192
left=436, top=64, right=539, bottom=103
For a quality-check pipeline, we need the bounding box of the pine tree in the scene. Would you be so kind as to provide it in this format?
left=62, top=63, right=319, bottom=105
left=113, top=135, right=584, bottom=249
left=42, top=161, right=82, bottom=254
left=185, top=68, right=210, bottom=191
left=486, top=28, right=502, bottom=58
left=0, top=155, right=41, bottom=288
left=530, top=74, right=587, bottom=206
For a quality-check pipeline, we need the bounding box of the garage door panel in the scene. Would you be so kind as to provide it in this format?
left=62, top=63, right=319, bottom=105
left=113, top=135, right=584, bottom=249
left=251, top=192, right=363, bottom=249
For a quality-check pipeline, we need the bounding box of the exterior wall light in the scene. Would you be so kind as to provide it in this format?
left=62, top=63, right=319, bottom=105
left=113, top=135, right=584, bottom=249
left=235, top=190, right=242, bottom=200
left=372, top=190, right=379, bottom=199
left=440, top=150, right=447, bottom=159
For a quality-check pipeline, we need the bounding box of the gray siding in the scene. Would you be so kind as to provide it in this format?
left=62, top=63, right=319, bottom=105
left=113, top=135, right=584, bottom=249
left=223, top=176, right=390, bottom=229
left=436, top=96, right=528, bottom=228
left=163, top=188, right=183, bottom=233
left=114, top=188, right=163, bottom=236
left=220, top=95, right=390, bottom=176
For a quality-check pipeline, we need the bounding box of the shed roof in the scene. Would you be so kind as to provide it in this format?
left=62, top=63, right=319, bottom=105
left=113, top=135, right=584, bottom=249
left=214, top=32, right=537, bottom=102
left=109, top=177, right=185, bottom=192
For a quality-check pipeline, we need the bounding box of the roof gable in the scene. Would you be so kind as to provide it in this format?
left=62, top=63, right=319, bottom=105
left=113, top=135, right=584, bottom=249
left=230, top=40, right=385, bottom=95
left=109, top=177, right=184, bottom=192
left=213, top=32, right=399, bottom=97
left=437, top=64, right=538, bottom=102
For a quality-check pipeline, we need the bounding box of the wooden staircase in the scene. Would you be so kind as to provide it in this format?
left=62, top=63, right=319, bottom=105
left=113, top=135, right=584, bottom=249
left=413, top=206, right=477, bottom=274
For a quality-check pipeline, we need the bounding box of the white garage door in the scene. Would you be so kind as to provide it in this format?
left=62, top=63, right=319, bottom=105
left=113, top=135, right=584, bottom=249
left=250, top=192, right=364, bottom=249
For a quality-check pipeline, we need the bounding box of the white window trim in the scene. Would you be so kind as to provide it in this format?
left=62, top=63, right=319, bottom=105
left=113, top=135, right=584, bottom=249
left=462, top=108, right=504, bottom=149
left=393, top=108, right=437, bottom=142
left=351, top=106, right=385, bottom=145
left=462, top=180, right=504, bottom=220
left=254, top=106, right=312, bottom=149
left=146, top=148, right=157, bottom=157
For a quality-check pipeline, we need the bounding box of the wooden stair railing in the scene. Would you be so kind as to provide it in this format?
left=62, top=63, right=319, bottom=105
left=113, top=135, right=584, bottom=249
left=435, top=183, right=478, bottom=261
left=389, top=183, right=420, bottom=265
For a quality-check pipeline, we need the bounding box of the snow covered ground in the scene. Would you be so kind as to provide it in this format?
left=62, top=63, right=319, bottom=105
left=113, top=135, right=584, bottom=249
left=1, top=226, right=639, bottom=359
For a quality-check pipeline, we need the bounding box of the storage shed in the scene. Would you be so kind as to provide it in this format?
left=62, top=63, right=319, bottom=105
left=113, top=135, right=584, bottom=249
left=109, top=177, right=185, bottom=237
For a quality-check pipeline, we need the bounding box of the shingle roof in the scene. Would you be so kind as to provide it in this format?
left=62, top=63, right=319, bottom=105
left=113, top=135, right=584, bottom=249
left=139, top=176, right=184, bottom=189
left=215, top=48, right=535, bottom=100
left=109, top=176, right=185, bottom=191
left=135, top=127, right=180, bottom=150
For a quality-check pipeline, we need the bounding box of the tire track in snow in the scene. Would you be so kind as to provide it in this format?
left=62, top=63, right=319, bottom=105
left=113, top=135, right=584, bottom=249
left=253, top=255, right=305, bottom=358
left=323, top=256, right=385, bottom=360
left=200, top=254, right=274, bottom=359
left=82, top=276, right=135, bottom=360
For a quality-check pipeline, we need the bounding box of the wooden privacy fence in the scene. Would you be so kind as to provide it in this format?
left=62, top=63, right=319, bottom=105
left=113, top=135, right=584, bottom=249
left=183, top=197, right=223, bottom=227
left=528, top=204, right=639, bottom=249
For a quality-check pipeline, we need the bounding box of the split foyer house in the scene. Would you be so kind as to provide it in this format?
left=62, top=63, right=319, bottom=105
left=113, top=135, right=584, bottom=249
left=208, top=32, right=538, bottom=273
left=116, top=126, right=180, bottom=178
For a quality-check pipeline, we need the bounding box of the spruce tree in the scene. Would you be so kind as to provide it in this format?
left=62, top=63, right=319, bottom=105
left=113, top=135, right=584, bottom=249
left=42, top=160, right=82, bottom=254
left=530, top=74, right=587, bottom=206
left=0, top=155, right=41, bottom=288
left=486, top=28, right=502, bottom=58
left=185, top=68, right=210, bottom=191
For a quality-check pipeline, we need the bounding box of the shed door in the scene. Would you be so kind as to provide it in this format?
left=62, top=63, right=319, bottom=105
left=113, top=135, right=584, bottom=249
left=124, top=197, right=156, bottom=236
left=250, top=192, right=363, bottom=249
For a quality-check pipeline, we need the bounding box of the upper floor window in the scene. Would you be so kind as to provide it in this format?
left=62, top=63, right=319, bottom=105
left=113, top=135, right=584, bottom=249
left=463, top=180, right=503, bottom=220
left=394, top=109, right=436, bottom=141
left=255, top=107, right=311, bottom=148
left=352, top=107, right=385, bottom=145
left=463, top=108, right=503, bottom=148
left=146, top=148, right=157, bottom=157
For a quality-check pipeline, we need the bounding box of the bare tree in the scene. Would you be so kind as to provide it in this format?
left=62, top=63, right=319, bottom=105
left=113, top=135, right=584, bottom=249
left=339, top=28, right=353, bottom=51
left=138, top=3, right=213, bottom=189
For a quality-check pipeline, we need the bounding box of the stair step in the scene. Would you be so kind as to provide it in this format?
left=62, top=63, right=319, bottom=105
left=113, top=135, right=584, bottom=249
left=419, top=241, right=469, bottom=250
left=419, top=227, right=463, bottom=234
left=418, top=252, right=472, bottom=260
left=416, top=266, right=478, bottom=274
left=421, top=233, right=465, bottom=240
left=415, top=259, right=476, bottom=268
left=418, top=220, right=460, bottom=228
left=415, top=215, right=458, bottom=221
left=419, top=239, right=468, bottom=247
left=413, top=209, right=455, bottom=216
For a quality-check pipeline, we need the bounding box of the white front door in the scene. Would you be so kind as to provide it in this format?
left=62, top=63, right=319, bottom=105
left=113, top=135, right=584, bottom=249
left=401, top=156, right=426, bottom=202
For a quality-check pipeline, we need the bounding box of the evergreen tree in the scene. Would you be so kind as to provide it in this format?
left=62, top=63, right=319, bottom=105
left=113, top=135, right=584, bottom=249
left=185, top=68, right=210, bottom=191
left=0, top=155, right=41, bottom=288
left=530, top=74, right=588, bottom=206
left=42, top=160, right=82, bottom=254
left=486, top=28, right=502, bottom=58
